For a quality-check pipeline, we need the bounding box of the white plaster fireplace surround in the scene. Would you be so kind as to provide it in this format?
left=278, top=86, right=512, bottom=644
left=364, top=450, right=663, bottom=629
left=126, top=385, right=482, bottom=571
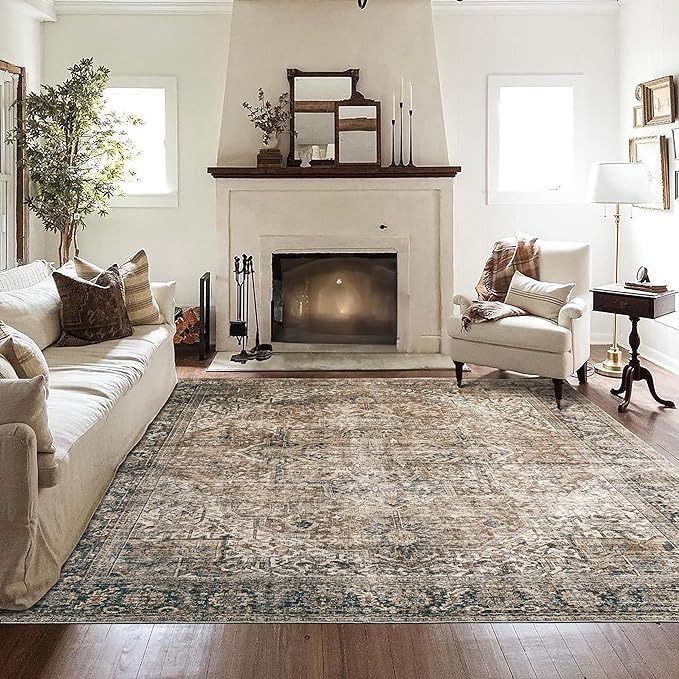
left=214, top=177, right=454, bottom=354
left=213, top=0, right=457, bottom=356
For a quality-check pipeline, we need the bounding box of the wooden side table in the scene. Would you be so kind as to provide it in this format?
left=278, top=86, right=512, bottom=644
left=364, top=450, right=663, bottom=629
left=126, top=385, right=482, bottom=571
left=592, top=285, right=676, bottom=413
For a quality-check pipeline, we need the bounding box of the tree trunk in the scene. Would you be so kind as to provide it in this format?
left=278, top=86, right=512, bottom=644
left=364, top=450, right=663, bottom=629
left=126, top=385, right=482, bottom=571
left=58, top=214, right=76, bottom=266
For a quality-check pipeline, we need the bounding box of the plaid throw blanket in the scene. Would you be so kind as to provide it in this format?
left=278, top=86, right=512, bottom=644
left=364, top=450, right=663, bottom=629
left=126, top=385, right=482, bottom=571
left=462, top=237, right=540, bottom=330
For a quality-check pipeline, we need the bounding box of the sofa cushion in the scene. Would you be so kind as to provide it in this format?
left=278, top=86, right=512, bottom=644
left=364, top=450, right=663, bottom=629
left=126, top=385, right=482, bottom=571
left=0, top=277, right=62, bottom=349
left=0, top=376, right=54, bottom=453
left=448, top=313, right=571, bottom=354
left=39, top=324, right=173, bottom=487
left=53, top=265, right=133, bottom=347
left=0, top=260, right=53, bottom=292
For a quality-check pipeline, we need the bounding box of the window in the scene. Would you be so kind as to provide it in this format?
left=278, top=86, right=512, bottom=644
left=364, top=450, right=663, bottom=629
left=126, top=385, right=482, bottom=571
left=104, top=77, right=178, bottom=208
left=0, top=64, right=23, bottom=269
left=487, top=74, right=583, bottom=205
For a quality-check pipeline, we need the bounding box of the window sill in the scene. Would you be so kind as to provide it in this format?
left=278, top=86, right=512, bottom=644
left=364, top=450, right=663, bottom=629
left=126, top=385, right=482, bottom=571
left=110, top=192, right=178, bottom=209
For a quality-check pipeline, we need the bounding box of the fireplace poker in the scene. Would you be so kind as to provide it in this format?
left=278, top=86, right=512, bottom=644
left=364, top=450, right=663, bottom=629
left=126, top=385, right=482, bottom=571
left=230, top=255, right=251, bottom=364
left=245, top=256, right=273, bottom=361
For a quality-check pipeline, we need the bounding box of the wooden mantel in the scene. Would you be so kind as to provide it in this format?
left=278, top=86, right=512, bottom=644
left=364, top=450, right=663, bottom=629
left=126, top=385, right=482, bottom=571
left=207, top=165, right=461, bottom=179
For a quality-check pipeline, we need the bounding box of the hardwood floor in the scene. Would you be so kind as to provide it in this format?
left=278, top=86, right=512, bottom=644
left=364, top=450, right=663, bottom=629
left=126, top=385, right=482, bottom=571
left=1, top=346, right=677, bottom=679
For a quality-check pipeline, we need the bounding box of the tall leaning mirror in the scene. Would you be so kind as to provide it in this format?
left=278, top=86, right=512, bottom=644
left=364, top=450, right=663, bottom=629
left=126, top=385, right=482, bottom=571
left=287, top=69, right=359, bottom=166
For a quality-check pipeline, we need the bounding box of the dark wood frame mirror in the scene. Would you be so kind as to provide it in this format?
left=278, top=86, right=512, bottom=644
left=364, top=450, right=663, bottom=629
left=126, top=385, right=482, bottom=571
left=287, top=68, right=359, bottom=167
left=334, top=92, right=381, bottom=167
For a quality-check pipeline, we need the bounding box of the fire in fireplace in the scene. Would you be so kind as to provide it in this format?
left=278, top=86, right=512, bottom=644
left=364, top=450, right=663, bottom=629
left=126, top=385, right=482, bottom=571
left=271, top=253, right=397, bottom=345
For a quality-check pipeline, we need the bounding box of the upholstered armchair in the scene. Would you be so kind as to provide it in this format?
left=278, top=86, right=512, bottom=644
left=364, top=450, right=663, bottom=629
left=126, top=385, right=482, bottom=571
left=448, top=241, right=591, bottom=407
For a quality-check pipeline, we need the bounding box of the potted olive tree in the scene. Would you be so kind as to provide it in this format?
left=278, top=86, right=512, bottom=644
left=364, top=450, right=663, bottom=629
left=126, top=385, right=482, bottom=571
left=7, top=58, right=138, bottom=265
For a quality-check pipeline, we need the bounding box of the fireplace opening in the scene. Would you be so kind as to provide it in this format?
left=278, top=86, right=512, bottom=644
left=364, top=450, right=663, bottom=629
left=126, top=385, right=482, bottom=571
left=272, top=253, right=397, bottom=345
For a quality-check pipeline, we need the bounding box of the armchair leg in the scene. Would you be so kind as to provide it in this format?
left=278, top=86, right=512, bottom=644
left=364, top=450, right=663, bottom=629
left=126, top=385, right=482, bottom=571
left=454, top=361, right=464, bottom=387
left=576, top=363, right=588, bottom=384
left=553, top=379, right=564, bottom=409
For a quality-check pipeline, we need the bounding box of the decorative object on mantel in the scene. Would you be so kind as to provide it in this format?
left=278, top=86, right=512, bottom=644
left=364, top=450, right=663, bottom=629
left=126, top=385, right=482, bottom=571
left=629, top=135, right=670, bottom=210
left=592, top=285, right=676, bottom=412
left=298, top=144, right=313, bottom=168
left=287, top=69, right=359, bottom=167
left=8, top=58, right=138, bottom=265
left=640, top=75, right=676, bottom=126
left=587, top=162, right=653, bottom=378
left=335, top=91, right=381, bottom=166
left=242, top=88, right=292, bottom=168
left=408, top=81, right=415, bottom=167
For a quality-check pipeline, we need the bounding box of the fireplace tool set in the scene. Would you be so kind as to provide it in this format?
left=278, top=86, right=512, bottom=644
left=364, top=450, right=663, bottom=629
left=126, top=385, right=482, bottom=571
left=229, top=254, right=273, bottom=363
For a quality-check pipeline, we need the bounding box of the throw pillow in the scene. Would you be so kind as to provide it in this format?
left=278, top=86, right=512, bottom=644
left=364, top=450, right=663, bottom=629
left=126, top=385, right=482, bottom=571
left=74, top=250, right=163, bottom=325
left=0, top=260, right=53, bottom=293
left=0, top=354, right=18, bottom=379
left=0, top=324, right=50, bottom=388
left=53, top=264, right=133, bottom=347
left=504, top=271, right=575, bottom=322
left=0, top=277, right=62, bottom=349
left=0, top=375, right=54, bottom=453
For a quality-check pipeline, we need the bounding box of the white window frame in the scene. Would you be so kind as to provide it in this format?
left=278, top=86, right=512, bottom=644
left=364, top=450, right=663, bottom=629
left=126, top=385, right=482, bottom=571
left=107, top=76, right=178, bottom=209
left=487, top=74, right=584, bottom=206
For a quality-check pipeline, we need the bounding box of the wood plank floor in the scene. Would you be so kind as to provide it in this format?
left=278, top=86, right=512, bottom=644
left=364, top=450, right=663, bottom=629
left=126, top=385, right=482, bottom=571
left=1, top=346, right=678, bottom=679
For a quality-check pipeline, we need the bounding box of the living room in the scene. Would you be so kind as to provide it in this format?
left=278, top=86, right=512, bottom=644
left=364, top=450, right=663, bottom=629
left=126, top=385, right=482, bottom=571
left=1, top=0, right=678, bottom=676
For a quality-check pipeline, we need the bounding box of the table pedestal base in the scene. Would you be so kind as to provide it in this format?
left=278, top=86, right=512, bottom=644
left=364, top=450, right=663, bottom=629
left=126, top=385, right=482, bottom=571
left=611, top=315, right=676, bottom=413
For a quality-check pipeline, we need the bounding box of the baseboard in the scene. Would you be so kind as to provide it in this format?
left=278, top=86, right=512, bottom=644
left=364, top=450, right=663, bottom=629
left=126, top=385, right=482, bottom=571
left=633, top=345, right=679, bottom=377
left=590, top=333, right=612, bottom=346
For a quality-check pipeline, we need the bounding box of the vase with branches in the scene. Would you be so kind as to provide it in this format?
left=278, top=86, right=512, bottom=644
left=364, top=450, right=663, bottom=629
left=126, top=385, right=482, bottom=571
left=6, top=58, right=139, bottom=266
left=242, top=88, right=292, bottom=149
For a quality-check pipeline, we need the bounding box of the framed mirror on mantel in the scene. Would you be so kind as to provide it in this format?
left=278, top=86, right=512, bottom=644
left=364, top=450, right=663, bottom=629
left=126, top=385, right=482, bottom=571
left=335, top=92, right=381, bottom=166
left=287, top=68, right=359, bottom=167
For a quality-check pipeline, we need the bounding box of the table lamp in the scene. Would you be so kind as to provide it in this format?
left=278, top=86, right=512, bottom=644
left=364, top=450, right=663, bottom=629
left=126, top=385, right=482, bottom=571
left=587, top=162, right=653, bottom=377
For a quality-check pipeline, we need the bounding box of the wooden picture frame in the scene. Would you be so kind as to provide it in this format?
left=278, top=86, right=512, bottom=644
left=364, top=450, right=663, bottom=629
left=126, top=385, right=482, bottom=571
left=0, top=59, right=27, bottom=264
left=334, top=91, right=382, bottom=167
left=641, top=75, right=676, bottom=126
left=629, top=135, right=670, bottom=210
left=633, top=105, right=645, bottom=129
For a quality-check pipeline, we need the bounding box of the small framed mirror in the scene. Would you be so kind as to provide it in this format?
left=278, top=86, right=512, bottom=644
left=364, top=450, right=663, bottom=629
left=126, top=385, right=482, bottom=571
left=335, top=92, right=381, bottom=166
left=287, top=69, right=359, bottom=166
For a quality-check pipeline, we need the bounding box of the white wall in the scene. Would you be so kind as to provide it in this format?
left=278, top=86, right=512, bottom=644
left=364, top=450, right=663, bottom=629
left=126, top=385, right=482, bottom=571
left=619, top=0, right=679, bottom=374
left=0, top=0, right=45, bottom=260
left=219, top=0, right=448, bottom=166
left=42, top=13, right=230, bottom=305
left=434, top=6, right=619, bottom=341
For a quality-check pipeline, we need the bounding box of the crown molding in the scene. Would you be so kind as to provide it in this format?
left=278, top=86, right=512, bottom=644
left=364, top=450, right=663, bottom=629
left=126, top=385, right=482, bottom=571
left=52, top=0, right=617, bottom=17
left=54, top=0, right=232, bottom=15
left=431, top=0, right=618, bottom=14
left=15, top=0, right=57, bottom=21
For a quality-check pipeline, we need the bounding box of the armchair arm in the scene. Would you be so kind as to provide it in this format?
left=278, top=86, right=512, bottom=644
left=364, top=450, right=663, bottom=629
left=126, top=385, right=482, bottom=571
left=452, top=293, right=474, bottom=314
left=151, top=281, right=176, bottom=325
left=558, top=296, right=588, bottom=327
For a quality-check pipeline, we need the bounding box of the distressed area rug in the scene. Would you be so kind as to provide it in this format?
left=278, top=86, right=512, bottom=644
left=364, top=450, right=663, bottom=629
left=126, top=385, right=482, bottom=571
left=4, top=377, right=679, bottom=623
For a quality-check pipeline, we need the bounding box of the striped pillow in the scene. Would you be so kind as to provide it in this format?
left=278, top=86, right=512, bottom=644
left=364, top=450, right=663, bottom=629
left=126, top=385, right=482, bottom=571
left=74, top=250, right=163, bottom=325
left=0, top=323, right=50, bottom=391
left=504, top=271, right=575, bottom=322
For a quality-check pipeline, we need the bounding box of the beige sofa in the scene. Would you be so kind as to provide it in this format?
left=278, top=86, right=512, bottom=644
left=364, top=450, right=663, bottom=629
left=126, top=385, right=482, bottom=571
left=0, top=262, right=178, bottom=610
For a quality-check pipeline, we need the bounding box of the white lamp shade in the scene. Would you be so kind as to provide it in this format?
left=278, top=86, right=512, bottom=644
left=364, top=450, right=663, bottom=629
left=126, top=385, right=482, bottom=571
left=587, top=162, right=654, bottom=204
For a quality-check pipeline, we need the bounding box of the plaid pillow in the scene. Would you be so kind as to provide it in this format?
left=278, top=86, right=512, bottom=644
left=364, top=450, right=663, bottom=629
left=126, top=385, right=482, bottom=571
left=74, top=250, right=162, bottom=325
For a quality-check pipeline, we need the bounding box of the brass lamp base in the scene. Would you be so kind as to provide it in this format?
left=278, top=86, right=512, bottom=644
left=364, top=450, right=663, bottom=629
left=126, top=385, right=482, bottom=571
left=594, top=346, right=626, bottom=378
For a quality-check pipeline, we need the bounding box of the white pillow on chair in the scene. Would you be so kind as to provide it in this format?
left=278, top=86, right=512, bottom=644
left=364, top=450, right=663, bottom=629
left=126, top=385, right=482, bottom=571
left=504, top=271, right=575, bottom=322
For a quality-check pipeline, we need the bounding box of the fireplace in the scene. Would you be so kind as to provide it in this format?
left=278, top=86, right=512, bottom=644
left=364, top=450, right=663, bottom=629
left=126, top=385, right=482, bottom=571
left=271, top=253, right=397, bottom=345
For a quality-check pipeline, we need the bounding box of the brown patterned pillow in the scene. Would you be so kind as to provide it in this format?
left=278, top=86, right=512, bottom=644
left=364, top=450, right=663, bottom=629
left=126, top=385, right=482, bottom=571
left=74, top=250, right=163, bottom=325
left=53, top=264, right=133, bottom=347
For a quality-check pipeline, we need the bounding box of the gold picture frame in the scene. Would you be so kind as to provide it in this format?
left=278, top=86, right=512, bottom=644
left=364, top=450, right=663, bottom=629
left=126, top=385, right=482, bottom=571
left=633, top=105, right=644, bottom=128
left=641, top=75, right=676, bottom=126
left=629, top=135, right=670, bottom=210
